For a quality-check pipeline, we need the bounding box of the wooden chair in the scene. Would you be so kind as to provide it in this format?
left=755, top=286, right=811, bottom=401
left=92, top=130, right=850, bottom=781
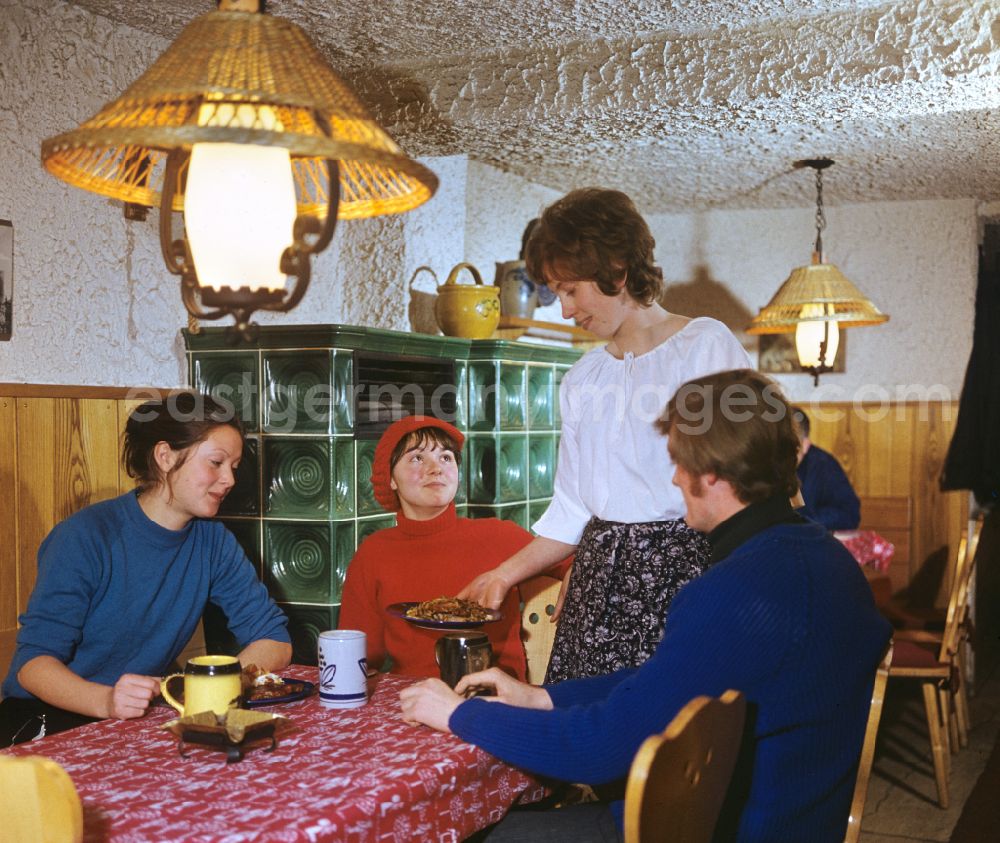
left=894, top=516, right=982, bottom=751
left=519, top=575, right=562, bottom=684
left=0, top=755, right=83, bottom=842
left=624, top=690, right=746, bottom=843
left=844, top=641, right=893, bottom=843
left=887, top=528, right=976, bottom=808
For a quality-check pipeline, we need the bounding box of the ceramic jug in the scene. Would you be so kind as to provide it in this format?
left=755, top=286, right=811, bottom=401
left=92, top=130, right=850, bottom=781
left=434, top=262, right=500, bottom=339
left=494, top=260, right=538, bottom=319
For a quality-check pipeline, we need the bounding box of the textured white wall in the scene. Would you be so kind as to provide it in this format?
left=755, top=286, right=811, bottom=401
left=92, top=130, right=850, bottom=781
left=0, top=1, right=467, bottom=387
left=464, top=162, right=568, bottom=323
left=649, top=198, right=978, bottom=403
left=0, top=1, right=981, bottom=397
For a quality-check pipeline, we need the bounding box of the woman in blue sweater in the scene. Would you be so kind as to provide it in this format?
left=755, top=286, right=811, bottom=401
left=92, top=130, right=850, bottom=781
left=402, top=370, right=891, bottom=842
left=1, top=392, right=291, bottom=746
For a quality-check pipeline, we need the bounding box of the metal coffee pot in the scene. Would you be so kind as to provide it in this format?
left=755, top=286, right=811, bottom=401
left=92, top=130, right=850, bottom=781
left=434, top=632, right=493, bottom=688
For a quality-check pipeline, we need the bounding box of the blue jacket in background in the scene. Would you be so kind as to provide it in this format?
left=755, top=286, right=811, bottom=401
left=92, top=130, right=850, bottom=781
left=797, top=444, right=861, bottom=531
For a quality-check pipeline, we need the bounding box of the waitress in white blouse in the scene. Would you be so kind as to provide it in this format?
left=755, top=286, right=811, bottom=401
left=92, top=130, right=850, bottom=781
left=460, top=188, right=751, bottom=681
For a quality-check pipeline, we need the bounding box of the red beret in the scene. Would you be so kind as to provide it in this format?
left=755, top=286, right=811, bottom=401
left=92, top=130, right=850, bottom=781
left=372, top=415, right=465, bottom=512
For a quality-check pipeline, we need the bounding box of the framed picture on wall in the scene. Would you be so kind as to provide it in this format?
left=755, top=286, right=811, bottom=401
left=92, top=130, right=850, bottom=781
left=0, top=219, right=11, bottom=341
left=758, top=332, right=846, bottom=374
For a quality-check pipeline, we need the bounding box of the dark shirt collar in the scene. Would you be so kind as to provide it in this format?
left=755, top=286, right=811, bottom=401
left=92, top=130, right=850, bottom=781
left=707, top=494, right=805, bottom=563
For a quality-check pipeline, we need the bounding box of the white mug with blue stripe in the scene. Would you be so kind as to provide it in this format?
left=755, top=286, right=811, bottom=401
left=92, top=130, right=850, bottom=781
left=318, top=630, right=368, bottom=709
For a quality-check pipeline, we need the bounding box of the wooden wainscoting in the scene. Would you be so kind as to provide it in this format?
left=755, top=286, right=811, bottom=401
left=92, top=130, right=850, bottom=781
left=0, top=385, right=169, bottom=690
left=806, top=401, right=967, bottom=605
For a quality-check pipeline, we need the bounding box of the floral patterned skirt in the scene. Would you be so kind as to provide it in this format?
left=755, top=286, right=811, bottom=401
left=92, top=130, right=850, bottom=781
left=544, top=516, right=711, bottom=683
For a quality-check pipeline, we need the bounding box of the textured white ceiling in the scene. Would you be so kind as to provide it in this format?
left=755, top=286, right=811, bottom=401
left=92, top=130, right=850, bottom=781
left=66, top=0, right=1000, bottom=212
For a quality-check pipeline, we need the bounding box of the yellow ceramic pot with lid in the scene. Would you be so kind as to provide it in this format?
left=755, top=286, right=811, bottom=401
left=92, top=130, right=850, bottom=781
left=434, top=262, right=500, bottom=339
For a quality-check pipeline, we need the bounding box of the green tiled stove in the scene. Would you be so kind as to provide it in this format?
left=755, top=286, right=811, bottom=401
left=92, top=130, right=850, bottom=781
left=184, top=324, right=582, bottom=665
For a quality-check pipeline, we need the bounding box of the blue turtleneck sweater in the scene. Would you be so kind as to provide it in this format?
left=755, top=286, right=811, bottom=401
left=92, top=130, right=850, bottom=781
left=3, top=490, right=289, bottom=699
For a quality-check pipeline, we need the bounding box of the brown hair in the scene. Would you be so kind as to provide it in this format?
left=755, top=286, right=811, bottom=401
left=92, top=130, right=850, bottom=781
left=123, top=391, right=244, bottom=490
left=389, top=426, right=463, bottom=472
left=524, top=188, right=662, bottom=305
left=657, top=369, right=799, bottom=504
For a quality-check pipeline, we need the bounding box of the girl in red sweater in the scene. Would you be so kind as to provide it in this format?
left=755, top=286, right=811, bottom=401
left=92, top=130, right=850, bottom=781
left=338, top=416, right=531, bottom=679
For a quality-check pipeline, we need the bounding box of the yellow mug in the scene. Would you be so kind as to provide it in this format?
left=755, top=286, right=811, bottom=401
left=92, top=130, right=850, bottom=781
left=161, top=655, right=242, bottom=717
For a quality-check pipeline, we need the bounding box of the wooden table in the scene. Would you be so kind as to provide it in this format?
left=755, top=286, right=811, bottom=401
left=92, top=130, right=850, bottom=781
left=2, top=667, right=544, bottom=842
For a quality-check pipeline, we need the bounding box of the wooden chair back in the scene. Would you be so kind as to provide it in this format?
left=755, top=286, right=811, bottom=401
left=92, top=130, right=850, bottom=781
left=624, top=690, right=746, bottom=843
left=844, top=641, right=893, bottom=843
left=519, top=575, right=561, bottom=684
left=0, top=755, right=83, bottom=842
left=859, top=495, right=912, bottom=593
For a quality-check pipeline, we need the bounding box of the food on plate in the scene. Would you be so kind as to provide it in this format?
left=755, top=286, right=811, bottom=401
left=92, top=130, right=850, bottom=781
left=242, top=663, right=288, bottom=701
left=404, top=596, right=493, bottom=623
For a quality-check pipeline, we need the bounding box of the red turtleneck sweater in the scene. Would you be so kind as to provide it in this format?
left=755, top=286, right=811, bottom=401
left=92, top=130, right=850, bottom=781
left=339, top=504, right=532, bottom=679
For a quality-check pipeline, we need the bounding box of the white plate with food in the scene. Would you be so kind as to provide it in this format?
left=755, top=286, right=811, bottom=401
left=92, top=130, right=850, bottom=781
left=386, top=597, right=502, bottom=630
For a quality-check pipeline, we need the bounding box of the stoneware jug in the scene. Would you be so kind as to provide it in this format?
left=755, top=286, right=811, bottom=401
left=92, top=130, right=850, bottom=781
left=495, top=259, right=538, bottom=319
left=434, top=262, right=500, bottom=339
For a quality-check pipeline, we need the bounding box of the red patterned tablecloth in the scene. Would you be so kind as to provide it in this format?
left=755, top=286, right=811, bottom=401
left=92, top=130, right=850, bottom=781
left=835, top=529, right=895, bottom=573
left=2, top=667, right=544, bottom=842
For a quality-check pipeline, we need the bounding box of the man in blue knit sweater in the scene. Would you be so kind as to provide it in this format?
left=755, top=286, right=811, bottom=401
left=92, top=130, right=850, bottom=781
left=401, top=369, right=891, bottom=842
left=792, top=406, right=861, bottom=531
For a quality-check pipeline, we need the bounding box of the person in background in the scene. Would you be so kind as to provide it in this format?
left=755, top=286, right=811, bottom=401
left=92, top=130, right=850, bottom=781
left=461, top=187, right=752, bottom=682
left=0, top=393, right=291, bottom=747
left=339, top=416, right=560, bottom=679
left=401, top=370, right=891, bottom=843
left=793, top=406, right=861, bottom=531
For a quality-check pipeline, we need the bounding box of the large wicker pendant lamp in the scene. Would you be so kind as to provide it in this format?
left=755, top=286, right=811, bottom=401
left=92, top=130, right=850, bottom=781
left=41, top=0, right=437, bottom=340
left=747, top=159, right=888, bottom=385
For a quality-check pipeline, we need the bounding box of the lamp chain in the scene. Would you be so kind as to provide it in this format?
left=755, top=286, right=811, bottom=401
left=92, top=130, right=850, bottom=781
left=814, top=167, right=826, bottom=259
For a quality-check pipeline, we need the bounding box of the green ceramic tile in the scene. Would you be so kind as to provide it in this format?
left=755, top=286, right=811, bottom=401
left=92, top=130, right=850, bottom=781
left=264, top=520, right=352, bottom=603
left=355, top=515, right=395, bottom=548
left=528, top=433, right=556, bottom=499
left=498, top=363, right=527, bottom=430
left=467, top=503, right=529, bottom=530
left=468, top=361, right=498, bottom=431
left=279, top=604, right=339, bottom=666
left=220, top=518, right=262, bottom=577
left=528, top=499, right=550, bottom=527
left=455, top=361, right=469, bottom=430
left=555, top=365, right=570, bottom=426
left=217, top=436, right=259, bottom=517
left=467, top=434, right=527, bottom=504
left=331, top=351, right=355, bottom=432
left=527, top=365, right=555, bottom=431
left=264, top=437, right=353, bottom=518
left=190, top=351, right=259, bottom=432
left=356, top=439, right=381, bottom=516
left=263, top=350, right=334, bottom=434
left=332, top=436, right=356, bottom=518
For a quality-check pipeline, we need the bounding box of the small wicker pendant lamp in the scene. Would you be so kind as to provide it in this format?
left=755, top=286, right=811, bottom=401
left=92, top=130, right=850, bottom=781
left=747, top=159, right=887, bottom=385
left=41, top=0, right=437, bottom=339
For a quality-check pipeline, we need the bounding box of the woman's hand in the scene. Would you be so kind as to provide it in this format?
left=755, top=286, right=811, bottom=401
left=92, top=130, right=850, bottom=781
left=106, top=674, right=161, bottom=720
left=455, top=668, right=554, bottom=710
left=457, top=569, right=514, bottom=611
left=399, top=678, right=464, bottom=732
